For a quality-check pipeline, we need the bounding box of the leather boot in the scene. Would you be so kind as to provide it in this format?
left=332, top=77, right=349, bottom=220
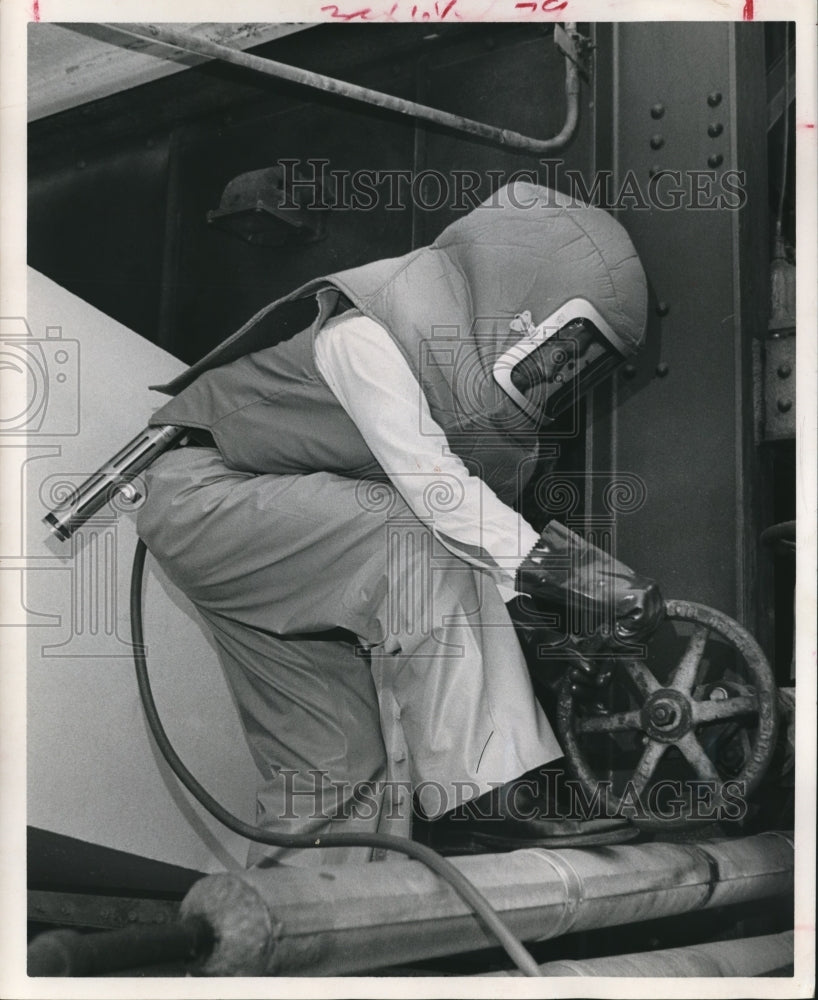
left=420, top=761, right=637, bottom=855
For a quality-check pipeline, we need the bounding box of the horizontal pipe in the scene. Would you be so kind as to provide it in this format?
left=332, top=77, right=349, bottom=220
left=179, top=831, right=793, bottom=976
left=27, top=919, right=211, bottom=977
left=487, top=930, right=794, bottom=977
left=107, top=22, right=581, bottom=155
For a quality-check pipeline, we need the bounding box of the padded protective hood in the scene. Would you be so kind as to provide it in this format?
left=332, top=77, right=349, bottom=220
left=434, top=181, right=646, bottom=358
left=153, top=182, right=647, bottom=403
left=150, top=182, right=647, bottom=500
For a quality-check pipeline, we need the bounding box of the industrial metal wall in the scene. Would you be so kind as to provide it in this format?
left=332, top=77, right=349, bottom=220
left=594, top=22, right=768, bottom=629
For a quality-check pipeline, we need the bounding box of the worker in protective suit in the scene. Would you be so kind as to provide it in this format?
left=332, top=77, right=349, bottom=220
left=137, top=181, right=662, bottom=866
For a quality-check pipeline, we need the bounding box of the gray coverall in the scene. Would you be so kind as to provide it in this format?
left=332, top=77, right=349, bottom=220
left=137, top=182, right=647, bottom=866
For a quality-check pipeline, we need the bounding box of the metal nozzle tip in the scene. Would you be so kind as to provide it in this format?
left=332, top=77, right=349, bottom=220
left=43, top=511, right=70, bottom=542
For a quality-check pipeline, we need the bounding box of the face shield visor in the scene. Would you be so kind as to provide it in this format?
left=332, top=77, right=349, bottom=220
left=493, top=298, right=626, bottom=427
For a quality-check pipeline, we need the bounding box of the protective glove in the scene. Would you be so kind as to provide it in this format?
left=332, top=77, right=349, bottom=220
left=516, top=519, right=664, bottom=647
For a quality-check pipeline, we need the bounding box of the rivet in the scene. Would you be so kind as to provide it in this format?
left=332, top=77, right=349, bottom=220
left=650, top=103, right=665, bottom=119
left=777, top=363, right=792, bottom=379
left=656, top=301, right=670, bottom=317
left=656, top=362, right=670, bottom=377
left=622, top=364, right=638, bottom=380
left=708, top=122, right=724, bottom=138
left=649, top=134, right=665, bottom=150
left=708, top=153, right=724, bottom=168
left=707, top=91, right=723, bottom=107
left=777, top=399, right=792, bottom=413
left=648, top=165, right=662, bottom=178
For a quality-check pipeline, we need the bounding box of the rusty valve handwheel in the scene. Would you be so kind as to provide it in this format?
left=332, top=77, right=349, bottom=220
left=556, top=600, right=778, bottom=830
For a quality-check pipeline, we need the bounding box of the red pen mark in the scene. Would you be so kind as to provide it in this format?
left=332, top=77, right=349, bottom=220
left=321, top=4, right=373, bottom=19
left=32, top=0, right=40, bottom=21
left=802, top=123, right=816, bottom=129
left=742, top=0, right=754, bottom=21
left=411, top=0, right=458, bottom=17
left=515, top=0, right=568, bottom=11
left=322, top=0, right=461, bottom=20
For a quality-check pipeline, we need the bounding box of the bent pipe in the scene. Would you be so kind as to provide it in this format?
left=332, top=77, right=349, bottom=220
left=179, top=831, right=793, bottom=976
left=105, top=22, right=581, bottom=155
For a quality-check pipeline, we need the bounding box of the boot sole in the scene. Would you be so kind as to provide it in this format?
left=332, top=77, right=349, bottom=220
left=427, top=824, right=640, bottom=855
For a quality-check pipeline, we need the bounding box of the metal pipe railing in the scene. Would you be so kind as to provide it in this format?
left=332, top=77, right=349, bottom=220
left=179, top=832, right=793, bottom=976
left=106, top=22, right=581, bottom=155
left=486, top=930, right=794, bottom=977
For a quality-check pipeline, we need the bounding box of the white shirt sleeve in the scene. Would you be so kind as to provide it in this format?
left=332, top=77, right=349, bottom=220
left=314, top=310, right=539, bottom=589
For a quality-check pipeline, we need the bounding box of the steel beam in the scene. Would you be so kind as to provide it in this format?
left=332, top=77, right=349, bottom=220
left=28, top=890, right=179, bottom=932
